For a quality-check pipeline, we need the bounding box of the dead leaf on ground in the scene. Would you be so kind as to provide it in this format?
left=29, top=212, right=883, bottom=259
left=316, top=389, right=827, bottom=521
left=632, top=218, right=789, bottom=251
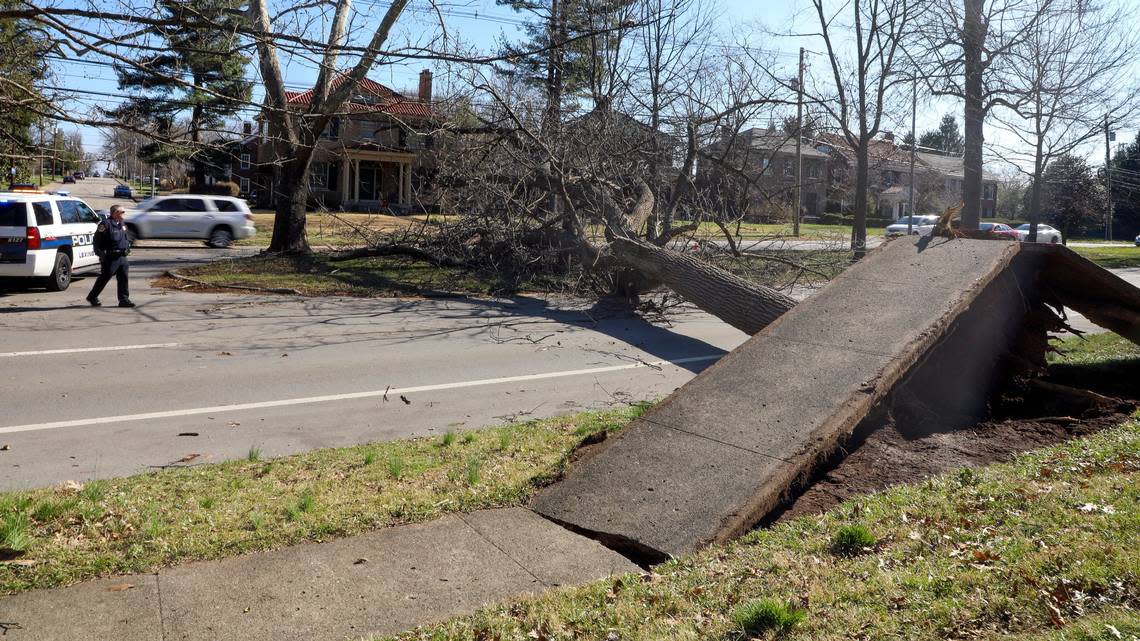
left=353, top=558, right=368, bottom=565
left=175, top=453, right=201, bottom=464
left=63, top=480, right=84, bottom=491
left=106, top=583, right=134, bottom=592
left=0, top=444, right=9, bottom=451
left=400, top=395, right=411, bottom=405
left=217, top=351, right=233, bottom=356
left=0, top=559, right=38, bottom=567
left=227, top=421, right=241, bottom=428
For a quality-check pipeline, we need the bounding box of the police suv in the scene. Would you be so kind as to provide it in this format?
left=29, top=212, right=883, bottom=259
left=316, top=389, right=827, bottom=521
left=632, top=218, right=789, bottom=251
left=0, top=190, right=101, bottom=291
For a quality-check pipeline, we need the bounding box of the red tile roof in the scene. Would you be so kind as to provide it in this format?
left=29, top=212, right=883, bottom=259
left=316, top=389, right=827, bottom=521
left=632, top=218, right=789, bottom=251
left=283, top=75, right=435, bottom=118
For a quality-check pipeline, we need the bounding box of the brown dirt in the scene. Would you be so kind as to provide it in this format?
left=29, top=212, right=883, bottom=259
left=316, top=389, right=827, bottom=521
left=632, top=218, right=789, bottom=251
left=776, top=412, right=1130, bottom=522
left=775, top=366, right=1139, bottom=524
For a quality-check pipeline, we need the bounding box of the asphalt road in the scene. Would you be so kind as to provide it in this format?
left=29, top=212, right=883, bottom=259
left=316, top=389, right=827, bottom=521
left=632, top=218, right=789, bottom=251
left=0, top=266, right=746, bottom=491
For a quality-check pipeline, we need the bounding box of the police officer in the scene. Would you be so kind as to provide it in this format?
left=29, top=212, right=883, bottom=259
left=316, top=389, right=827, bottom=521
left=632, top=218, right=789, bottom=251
left=86, top=205, right=135, bottom=308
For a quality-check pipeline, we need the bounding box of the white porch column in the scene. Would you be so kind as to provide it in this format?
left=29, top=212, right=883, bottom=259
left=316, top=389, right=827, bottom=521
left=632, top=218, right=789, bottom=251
left=403, top=163, right=412, bottom=205
left=397, top=163, right=405, bottom=205
left=353, top=159, right=360, bottom=202
left=340, top=156, right=350, bottom=202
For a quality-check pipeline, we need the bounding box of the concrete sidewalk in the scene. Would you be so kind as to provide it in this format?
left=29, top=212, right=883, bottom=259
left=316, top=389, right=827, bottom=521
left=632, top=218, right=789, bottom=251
left=0, top=508, right=637, bottom=640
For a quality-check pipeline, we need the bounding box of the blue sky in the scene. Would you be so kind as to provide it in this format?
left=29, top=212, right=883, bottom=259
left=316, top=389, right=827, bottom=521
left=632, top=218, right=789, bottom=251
left=55, top=0, right=1136, bottom=173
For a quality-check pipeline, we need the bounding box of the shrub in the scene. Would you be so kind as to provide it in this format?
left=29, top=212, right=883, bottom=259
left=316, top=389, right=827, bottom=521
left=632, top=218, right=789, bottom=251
left=188, top=182, right=240, bottom=197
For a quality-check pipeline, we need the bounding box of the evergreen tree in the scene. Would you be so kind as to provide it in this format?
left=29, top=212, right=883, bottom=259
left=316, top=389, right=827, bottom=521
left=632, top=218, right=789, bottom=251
left=0, top=0, right=49, bottom=180
left=1110, top=131, right=1140, bottom=240
left=1028, top=154, right=1103, bottom=242
left=108, top=0, right=252, bottom=184
left=496, top=0, right=633, bottom=132
left=917, top=113, right=964, bottom=154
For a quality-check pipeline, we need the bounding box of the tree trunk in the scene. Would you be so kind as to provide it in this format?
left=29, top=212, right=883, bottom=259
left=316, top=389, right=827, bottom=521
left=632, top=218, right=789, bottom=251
left=961, top=0, right=984, bottom=230
left=1028, top=147, right=1044, bottom=243
left=853, top=142, right=869, bottom=258
left=268, top=160, right=311, bottom=253
left=610, top=237, right=797, bottom=335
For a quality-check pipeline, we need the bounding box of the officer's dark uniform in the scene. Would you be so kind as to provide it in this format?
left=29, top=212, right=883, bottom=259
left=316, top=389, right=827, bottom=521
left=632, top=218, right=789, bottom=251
left=86, top=217, right=133, bottom=307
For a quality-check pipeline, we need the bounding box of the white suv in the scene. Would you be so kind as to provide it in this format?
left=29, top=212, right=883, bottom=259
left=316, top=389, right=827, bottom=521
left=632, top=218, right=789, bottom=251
left=0, top=191, right=101, bottom=291
left=124, top=195, right=256, bottom=247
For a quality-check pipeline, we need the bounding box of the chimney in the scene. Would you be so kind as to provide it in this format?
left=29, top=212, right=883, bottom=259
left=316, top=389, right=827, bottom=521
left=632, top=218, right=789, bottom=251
left=242, top=121, right=253, bottom=136
left=418, top=70, right=433, bottom=104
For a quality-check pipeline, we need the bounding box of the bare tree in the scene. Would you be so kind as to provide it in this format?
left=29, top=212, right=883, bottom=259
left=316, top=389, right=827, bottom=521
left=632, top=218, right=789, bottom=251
left=801, top=0, right=917, bottom=257
left=919, top=0, right=1057, bottom=230
left=989, top=0, right=1138, bottom=241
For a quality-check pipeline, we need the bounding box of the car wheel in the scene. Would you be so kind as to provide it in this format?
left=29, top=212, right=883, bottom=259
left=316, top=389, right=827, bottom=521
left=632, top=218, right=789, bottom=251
left=208, top=227, right=234, bottom=248
left=46, top=252, right=72, bottom=292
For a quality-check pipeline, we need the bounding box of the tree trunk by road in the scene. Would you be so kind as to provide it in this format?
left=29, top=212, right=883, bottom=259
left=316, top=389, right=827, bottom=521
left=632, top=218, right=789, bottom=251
left=961, top=0, right=984, bottom=230
left=610, top=237, right=797, bottom=335
left=268, top=157, right=313, bottom=253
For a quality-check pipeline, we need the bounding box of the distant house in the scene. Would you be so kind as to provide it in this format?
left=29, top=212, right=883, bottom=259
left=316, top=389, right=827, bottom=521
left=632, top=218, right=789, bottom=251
left=822, top=133, right=1000, bottom=219
left=255, top=71, right=438, bottom=211
left=222, top=122, right=263, bottom=198
left=698, top=127, right=830, bottom=221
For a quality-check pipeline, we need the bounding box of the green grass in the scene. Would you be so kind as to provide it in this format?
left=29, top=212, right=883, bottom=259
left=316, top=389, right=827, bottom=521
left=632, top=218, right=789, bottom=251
left=830, top=524, right=876, bottom=556
left=1047, top=332, right=1140, bottom=366
left=383, top=418, right=1140, bottom=641
left=732, top=598, right=807, bottom=635
left=1070, top=245, right=1140, bottom=269
left=692, top=221, right=885, bottom=240
left=0, top=405, right=647, bottom=594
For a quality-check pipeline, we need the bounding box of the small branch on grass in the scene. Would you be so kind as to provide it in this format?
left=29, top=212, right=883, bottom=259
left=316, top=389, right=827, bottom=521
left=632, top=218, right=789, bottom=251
left=326, top=244, right=470, bottom=268
left=164, top=271, right=304, bottom=296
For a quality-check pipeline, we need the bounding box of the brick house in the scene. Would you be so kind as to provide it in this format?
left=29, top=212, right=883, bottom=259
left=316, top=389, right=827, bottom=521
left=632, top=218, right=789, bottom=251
left=255, top=72, right=438, bottom=211
left=698, top=127, right=830, bottom=222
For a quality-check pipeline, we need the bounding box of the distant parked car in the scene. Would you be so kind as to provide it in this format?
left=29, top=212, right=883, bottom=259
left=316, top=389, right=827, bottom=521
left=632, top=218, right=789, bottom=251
left=980, top=222, right=1019, bottom=240
left=62, top=175, right=76, bottom=184
left=113, top=184, right=133, bottom=199
left=1014, top=223, right=1062, bottom=244
left=123, top=195, right=256, bottom=247
left=885, top=215, right=940, bottom=237
left=1134, top=234, right=1139, bottom=247
left=91, top=171, right=101, bottom=178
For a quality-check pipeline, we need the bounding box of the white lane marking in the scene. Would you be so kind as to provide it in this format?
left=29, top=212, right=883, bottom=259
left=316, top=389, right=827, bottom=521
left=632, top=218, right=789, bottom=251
left=0, top=354, right=721, bottom=434
left=0, top=343, right=180, bottom=358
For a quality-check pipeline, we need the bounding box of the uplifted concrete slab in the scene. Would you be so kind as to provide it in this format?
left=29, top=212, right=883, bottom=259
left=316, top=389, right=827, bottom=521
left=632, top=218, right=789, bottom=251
left=534, top=237, right=1032, bottom=559
left=0, top=508, right=637, bottom=641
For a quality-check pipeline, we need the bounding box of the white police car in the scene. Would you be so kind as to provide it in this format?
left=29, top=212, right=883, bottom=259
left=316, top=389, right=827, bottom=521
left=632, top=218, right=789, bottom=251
left=0, top=190, right=102, bottom=291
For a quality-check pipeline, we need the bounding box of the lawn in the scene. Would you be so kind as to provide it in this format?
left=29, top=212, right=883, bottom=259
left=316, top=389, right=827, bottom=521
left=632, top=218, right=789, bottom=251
left=692, top=221, right=885, bottom=240
left=0, top=405, right=648, bottom=595
left=1070, top=245, right=1140, bottom=269
left=160, top=249, right=852, bottom=298
left=235, top=212, right=433, bottom=248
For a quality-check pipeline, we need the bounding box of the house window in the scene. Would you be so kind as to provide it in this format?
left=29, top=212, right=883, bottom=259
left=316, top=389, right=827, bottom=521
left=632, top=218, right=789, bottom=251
left=320, top=118, right=341, bottom=140
left=806, top=163, right=820, bottom=179
left=784, top=159, right=795, bottom=176
left=240, top=177, right=250, bottom=194
left=309, top=162, right=327, bottom=189
left=240, top=154, right=250, bottom=170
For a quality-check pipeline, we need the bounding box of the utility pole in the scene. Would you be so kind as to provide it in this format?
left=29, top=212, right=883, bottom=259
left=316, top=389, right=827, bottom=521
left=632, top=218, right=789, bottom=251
left=1104, top=114, right=1113, bottom=241
left=794, top=47, right=805, bottom=237
left=907, top=77, right=917, bottom=235
left=37, top=122, right=44, bottom=187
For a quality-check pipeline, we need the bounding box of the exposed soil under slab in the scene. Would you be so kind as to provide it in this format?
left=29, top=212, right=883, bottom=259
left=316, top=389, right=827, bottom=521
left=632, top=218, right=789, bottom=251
left=774, top=411, right=1131, bottom=523
left=774, top=364, right=1139, bottom=524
